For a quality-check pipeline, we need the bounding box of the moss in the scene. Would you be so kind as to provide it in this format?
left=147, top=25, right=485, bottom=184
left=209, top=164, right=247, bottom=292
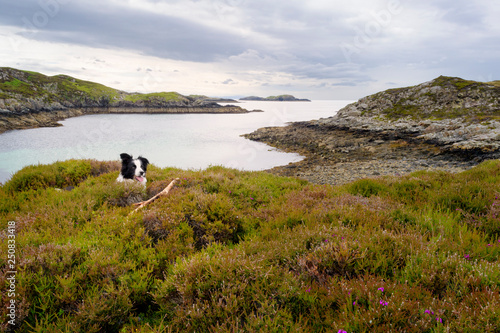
left=427, top=107, right=470, bottom=120
left=383, top=104, right=422, bottom=120
left=431, top=75, right=478, bottom=90
left=0, top=78, right=37, bottom=96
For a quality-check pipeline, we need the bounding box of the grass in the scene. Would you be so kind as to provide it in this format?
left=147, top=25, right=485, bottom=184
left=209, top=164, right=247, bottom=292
left=1, top=159, right=500, bottom=332
left=123, top=92, right=184, bottom=104
left=55, top=76, right=120, bottom=100
left=0, top=68, right=192, bottom=110
left=431, top=76, right=479, bottom=90
left=0, top=78, right=36, bottom=97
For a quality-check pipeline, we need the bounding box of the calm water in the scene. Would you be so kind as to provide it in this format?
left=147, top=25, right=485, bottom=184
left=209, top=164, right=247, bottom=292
left=0, top=100, right=352, bottom=183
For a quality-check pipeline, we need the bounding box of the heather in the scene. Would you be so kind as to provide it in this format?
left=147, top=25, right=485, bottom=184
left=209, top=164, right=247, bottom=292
left=1, top=159, right=500, bottom=332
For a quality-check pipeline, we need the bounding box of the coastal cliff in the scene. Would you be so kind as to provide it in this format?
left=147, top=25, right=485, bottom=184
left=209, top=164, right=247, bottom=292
left=0, top=67, right=250, bottom=132
left=245, top=76, right=500, bottom=184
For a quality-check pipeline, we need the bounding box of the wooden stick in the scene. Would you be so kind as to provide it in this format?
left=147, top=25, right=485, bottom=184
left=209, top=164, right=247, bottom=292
left=130, top=178, right=179, bottom=214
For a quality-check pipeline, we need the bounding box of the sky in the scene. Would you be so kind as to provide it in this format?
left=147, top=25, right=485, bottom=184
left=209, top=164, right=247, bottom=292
left=0, top=0, right=499, bottom=100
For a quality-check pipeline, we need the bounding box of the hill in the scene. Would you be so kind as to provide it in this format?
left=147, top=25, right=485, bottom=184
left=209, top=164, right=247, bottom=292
left=240, top=94, right=310, bottom=101
left=189, top=95, right=239, bottom=103
left=1, top=159, right=500, bottom=331
left=321, top=76, right=500, bottom=152
left=0, top=67, right=250, bottom=132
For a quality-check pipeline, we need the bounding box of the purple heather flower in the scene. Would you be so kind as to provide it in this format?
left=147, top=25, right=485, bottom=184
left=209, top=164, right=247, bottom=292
left=379, top=300, right=388, bottom=306
left=338, top=330, right=347, bottom=333
left=306, top=287, right=311, bottom=292
left=378, top=287, right=384, bottom=292
left=436, top=317, right=442, bottom=323
left=464, top=254, right=470, bottom=259
left=353, top=301, right=356, bottom=305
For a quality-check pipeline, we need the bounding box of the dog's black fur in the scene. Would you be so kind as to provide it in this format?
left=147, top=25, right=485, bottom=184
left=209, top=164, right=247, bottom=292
left=117, top=153, right=149, bottom=185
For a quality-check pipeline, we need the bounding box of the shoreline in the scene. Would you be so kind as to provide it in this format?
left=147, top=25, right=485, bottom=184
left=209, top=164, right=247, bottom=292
left=244, top=122, right=496, bottom=185
left=0, top=105, right=255, bottom=133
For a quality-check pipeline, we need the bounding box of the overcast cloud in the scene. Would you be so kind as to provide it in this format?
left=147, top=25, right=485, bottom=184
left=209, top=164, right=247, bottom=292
left=0, top=0, right=499, bottom=99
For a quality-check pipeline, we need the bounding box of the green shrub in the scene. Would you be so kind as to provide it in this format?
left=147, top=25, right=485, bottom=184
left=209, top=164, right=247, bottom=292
left=348, top=178, right=386, bottom=197
left=3, top=160, right=117, bottom=193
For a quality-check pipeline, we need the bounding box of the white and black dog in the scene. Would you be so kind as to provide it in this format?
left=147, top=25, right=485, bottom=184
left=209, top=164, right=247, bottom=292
left=116, top=153, right=149, bottom=186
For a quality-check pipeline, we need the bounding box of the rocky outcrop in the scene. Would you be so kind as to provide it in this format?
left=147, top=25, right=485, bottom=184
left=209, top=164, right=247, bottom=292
left=315, top=76, right=500, bottom=153
left=244, top=122, right=478, bottom=185
left=0, top=67, right=253, bottom=132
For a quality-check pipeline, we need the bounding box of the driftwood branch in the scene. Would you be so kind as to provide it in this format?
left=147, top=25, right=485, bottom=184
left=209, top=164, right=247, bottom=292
left=129, top=178, right=179, bottom=214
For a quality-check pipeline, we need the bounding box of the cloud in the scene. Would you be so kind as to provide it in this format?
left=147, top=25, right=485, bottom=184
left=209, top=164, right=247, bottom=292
left=0, top=0, right=499, bottom=99
left=1, top=0, right=250, bottom=62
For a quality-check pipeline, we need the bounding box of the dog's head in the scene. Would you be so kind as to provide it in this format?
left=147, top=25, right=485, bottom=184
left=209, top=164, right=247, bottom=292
left=119, top=153, right=149, bottom=184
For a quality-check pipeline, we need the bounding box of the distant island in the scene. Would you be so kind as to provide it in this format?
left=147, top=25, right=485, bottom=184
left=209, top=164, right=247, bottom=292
left=240, top=94, right=310, bottom=102
left=0, top=67, right=252, bottom=133
left=189, top=95, right=239, bottom=103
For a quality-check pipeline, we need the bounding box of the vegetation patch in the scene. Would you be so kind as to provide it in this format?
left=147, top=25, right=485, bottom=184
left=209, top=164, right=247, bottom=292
left=1, top=160, right=500, bottom=331
left=123, top=92, right=184, bottom=103
left=383, top=104, right=422, bottom=120
left=431, top=75, right=479, bottom=90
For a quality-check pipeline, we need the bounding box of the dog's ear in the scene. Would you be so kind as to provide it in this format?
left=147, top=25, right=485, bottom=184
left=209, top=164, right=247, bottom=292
left=138, top=156, right=149, bottom=167
left=120, top=153, right=132, bottom=162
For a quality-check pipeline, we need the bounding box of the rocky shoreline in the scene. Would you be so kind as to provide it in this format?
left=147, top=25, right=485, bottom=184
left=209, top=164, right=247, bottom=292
left=0, top=105, right=253, bottom=133
left=244, top=122, right=493, bottom=185
left=244, top=76, right=500, bottom=185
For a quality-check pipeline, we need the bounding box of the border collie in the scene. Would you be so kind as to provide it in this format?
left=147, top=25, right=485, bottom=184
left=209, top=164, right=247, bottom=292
left=116, top=153, right=149, bottom=186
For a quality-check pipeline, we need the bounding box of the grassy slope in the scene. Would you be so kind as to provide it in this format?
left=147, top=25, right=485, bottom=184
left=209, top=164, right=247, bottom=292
left=1, top=160, right=500, bottom=332
left=0, top=69, right=119, bottom=100
left=0, top=68, right=184, bottom=106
